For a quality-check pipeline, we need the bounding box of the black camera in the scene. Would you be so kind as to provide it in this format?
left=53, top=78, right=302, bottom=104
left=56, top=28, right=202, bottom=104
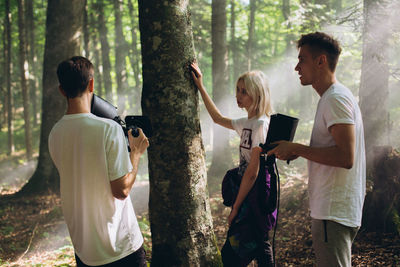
left=90, top=94, right=152, bottom=145
left=259, top=113, right=299, bottom=153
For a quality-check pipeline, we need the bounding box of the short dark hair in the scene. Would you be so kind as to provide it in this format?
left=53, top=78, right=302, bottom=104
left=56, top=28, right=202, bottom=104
left=56, top=56, right=94, bottom=98
left=297, top=32, right=342, bottom=72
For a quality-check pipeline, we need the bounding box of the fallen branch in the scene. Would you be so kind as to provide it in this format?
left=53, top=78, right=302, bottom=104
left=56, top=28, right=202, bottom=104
left=17, top=221, right=39, bottom=262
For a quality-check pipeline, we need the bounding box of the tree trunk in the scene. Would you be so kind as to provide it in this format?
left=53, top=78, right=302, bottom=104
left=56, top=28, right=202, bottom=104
left=96, top=0, right=113, bottom=99
left=128, top=0, right=141, bottom=113
left=208, top=0, right=232, bottom=182
left=17, top=0, right=33, bottom=161
left=230, top=0, right=239, bottom=83
left=247, top=0, right=256, bottom=70
left=282, top=0, right=293, bottom=52
left=25, top=0, right=38, bottom=127
left=83, top=0, right=90, bottom=58
left=138, top=1, right=221, bottom=266
left=359, top=0, right=390, bottom=166
left=113, top=0, right=129, bottom=111
left=4, top=0, right=14, bottom=156
left=362, top=146, right=400, bottom=233
left=19, top=0, right=84, bottom=195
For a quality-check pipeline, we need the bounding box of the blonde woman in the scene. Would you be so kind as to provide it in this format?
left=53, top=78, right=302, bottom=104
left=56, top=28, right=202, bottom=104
left=191, top=62, right=276, bottom=267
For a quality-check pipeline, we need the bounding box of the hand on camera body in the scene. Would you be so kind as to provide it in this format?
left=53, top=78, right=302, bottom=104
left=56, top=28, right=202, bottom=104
left=267, top=140, right=298, bottom=161
left=128, top=128, right=149, bottom=156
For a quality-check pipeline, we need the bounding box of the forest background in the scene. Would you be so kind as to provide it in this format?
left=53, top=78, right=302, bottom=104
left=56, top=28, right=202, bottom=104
left=0, top=0, right=399, bottom=266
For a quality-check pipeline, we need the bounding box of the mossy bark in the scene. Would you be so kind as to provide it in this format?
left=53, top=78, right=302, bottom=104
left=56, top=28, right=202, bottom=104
left=138, top=1, right=222, bottom=266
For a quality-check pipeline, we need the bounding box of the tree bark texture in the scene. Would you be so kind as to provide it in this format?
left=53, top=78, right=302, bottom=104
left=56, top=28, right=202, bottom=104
left=4, top=0, right=14, bottom=156
left=359, top=0, right=390, bottom=165
left=138, top=1, right=221, bottom=266
left=17, top=0, right=33, bottom=161
left=19, top=0, right=84, bottom=195
left=208, top=0, right=232, bottom=179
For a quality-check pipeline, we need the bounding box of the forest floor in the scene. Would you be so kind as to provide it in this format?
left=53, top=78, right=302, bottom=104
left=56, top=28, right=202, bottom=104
left=0, top=166, right=399, bottom=266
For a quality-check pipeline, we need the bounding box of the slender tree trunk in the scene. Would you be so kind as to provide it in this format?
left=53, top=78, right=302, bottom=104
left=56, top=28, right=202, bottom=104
left=17, top=0, right=33, bottom=160
left=247, top=0, right=256, bottom=70
left=83, top=0, right=90, bottom=58
left=208, top=0, right=232, bottom=181
left=359, top=0, right=390, bottom=166
left=19, top=0, right=84, bottom=195
left=282, top=0, right=292, bottom=52
left=4, top=0, right=14, bottom=156
left=128, top=0, right=141, bottom=113
left=93, top=34, right=104, bottom=97
left=138, top=1, right=221, bottom=265
left=230, top=0, right=239, bottom=83
left=96, top=0, right=113, bottom=99
left=113, top=0, right=129, bottom=111
left=25, top=0, right=38, bottom=127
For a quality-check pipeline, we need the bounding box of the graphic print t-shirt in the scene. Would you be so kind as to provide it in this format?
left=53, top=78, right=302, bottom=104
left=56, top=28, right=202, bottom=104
left=232, top=115, right=269, bottom=176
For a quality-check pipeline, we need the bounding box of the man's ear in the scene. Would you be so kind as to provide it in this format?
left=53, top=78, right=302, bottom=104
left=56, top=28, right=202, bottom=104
left=88, top=78, right=94, bottom=93
left=59, top=85, right=67, bottom=97
left=318, top=54, right=327, bottom=67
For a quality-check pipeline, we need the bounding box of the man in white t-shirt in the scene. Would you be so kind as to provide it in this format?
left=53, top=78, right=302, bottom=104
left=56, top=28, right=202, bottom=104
left=268, top=32, right=366, bottom=266
left=49, top=56, right=149, bottom=266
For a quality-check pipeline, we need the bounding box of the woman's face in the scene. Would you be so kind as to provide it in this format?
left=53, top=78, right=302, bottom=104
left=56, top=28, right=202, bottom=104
left=236, top=79, right=253, bottom=111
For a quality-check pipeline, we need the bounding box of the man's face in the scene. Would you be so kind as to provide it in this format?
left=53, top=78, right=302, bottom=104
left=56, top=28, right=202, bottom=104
left=294, top=45, right=318, bottom=86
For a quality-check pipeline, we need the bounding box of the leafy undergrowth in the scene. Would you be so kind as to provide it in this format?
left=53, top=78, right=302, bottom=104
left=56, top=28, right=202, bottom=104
left=0, top=179, right=399, bottom=266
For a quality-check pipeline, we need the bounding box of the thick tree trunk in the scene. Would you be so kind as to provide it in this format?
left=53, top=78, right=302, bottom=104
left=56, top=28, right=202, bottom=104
left=359, top=0, right=390, bottom=166
left=113, top=0, right=129, bottom=111
left=19, top=0, right=84, bottom=195
left=96, top=0, right=113, bottom=99
left=138, top=1, right=221, bottom=266
left=4, top=0, right=14, bottom=156
left=128, top=0, right=142, bottom=113
left=17, top=0, right=33, bottom=161
left=208, top=0, right=232, bottom=181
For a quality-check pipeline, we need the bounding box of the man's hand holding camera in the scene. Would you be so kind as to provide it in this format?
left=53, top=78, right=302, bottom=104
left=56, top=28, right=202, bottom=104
left=128, top=128, right=149, bottom=156
left=267, top=140, right=299, bottom=161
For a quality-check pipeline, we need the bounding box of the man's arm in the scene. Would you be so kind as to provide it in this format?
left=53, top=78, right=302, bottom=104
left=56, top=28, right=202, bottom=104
left=268, top=124, right=355, bottom=169
left=110, top=129, right=149, bottom=200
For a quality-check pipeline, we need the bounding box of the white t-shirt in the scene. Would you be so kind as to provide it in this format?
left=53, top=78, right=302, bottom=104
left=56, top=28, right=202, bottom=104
left=48, top=113, right=143, bottom=266
left=308, top=82, right=366, bottom=228
left=232, top=115, right=269, bottom=176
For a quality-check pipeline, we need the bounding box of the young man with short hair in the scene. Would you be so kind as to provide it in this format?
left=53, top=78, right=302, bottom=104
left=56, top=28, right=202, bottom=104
left=268, top=32, right=366, bottom=266
left=49, top=56, right=149, bottom=266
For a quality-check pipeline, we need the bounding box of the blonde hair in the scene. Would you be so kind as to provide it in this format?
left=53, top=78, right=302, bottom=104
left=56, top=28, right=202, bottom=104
left=237, top=70, right=272, bottom=118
